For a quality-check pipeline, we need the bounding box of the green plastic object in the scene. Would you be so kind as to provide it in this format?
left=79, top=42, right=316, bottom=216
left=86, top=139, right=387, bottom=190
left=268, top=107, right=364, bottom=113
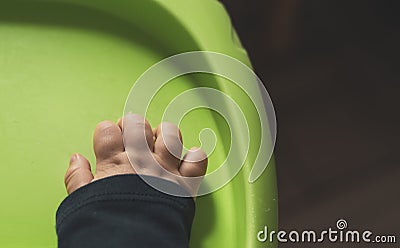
left=0, top=0, right=277, bottom=247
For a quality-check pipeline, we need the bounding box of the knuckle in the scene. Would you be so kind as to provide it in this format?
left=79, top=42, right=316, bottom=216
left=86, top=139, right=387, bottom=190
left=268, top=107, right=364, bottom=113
left=64, top=165, right=80, bottom=185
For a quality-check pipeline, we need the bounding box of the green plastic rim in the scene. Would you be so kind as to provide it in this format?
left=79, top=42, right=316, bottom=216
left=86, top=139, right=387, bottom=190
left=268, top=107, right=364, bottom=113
left=0, top=0, right=277, bottom=247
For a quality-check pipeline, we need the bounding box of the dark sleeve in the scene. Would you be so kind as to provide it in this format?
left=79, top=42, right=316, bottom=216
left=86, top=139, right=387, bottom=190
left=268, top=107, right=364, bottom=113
left=56, top=174, right=195, bottom=248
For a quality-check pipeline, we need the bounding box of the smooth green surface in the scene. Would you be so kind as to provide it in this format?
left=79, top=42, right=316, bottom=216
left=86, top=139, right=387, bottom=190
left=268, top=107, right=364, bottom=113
left=0, top=1, right=277, bottom=247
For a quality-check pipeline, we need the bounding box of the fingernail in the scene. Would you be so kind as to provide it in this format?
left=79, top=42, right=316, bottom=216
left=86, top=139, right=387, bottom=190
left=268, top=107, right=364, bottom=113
left=70, top=154, right=79, bottom=164
left=190, top=147, right=200, bottom=152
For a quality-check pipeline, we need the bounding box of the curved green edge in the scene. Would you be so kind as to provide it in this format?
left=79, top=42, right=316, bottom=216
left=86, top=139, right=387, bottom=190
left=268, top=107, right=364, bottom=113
left=145, top=2, right=278, bottom=247
left=0, top=0, right=277, bottom=247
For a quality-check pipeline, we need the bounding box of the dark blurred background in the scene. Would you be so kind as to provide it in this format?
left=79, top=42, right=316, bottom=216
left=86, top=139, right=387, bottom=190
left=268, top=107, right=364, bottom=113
left=220, top=0, right=399, bottom=247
